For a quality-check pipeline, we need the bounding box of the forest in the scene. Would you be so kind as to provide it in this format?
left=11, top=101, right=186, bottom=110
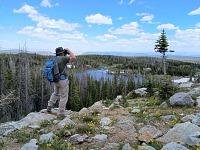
left=0, top=52, right=200, bottom=123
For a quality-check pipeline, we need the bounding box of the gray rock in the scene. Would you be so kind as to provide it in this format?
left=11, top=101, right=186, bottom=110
left=92, top=134, right=107, bottom=142
left=157, top=122, right=200, bottom=145
left=68, top=134, right=81, bottom=143
left=139, top=143, right=156, bottom=150
left=161, top=142, right=189, bottom=150
left=181, top=115, right=195, bottom=123
left=38, top=129, right=48, bottom=135
left=39, top=132, right=54, bottom=143
left=0, top=112, right=56, bottom=136
left=57, top=117, right=75, bottom=129
left=100, top=117, right=111, bottom=126
left=116, top=95, right=123, bottom=100
left=160, top=101, right=168, bottom=108
left=192, top=113, right=200, bottom=126
left=187, top=87, right=200, bottom=96
left=128, top=127, right=137, bottom=134
left=20, top=139, right=38, bottom=150
left=169, top=92, right=194, bottom=107
left=88, top=101, right=103, bottom=111
left=139, top=125, right=162, bottom=139
left=187, top=131, right=200, bottom=146
left=103, top=143, right=119, bottom=150
left=131, top=108, right=141, bottom=113
left=122, top=143, right=135, bottom=150
left=135, top=88, right=147, bottom=96
left=161, top=115, right=176, bottom=120
left=197, top=96, right=200, bottom=106
left=64, top=130, right=71, bottom=137
left=68, top=134, right=88, bottom=144
left=78, top=108, right=89, bottom=117
left=116, top=118, right=135, bottom=131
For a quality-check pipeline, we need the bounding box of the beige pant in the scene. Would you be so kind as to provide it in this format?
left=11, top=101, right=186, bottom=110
left=48, top=79, right=69, bottom=115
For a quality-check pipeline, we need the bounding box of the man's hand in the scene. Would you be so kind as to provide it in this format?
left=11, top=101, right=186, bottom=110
left=64, top=48, right=76, bottom=62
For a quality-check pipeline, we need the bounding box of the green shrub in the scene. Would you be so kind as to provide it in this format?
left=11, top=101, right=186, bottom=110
left=40, top=120, right=52, bottom=128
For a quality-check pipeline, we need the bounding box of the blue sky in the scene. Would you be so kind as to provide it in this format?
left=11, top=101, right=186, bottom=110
left=0, top=0, right=200, bottom=55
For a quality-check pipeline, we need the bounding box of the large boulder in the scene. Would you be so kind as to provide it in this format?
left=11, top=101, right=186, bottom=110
left=135, top=88, right=147, bottom=97
left=0, top=112, right=56, bottom=136
left=157, top=122, right=200, bottom=145
left=161, top=142, right=189, bottom=150
left=169, top=92, right=194, bottom=107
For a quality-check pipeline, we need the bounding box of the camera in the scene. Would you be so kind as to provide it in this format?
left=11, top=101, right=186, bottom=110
left=64, top=49, right=69, bottom=56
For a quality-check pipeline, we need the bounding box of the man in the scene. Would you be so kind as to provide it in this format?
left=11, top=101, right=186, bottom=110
left=46, top=47, right=76, bottom=118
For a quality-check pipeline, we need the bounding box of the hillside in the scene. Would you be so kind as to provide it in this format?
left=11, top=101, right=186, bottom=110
left=1, top=81, right=200, bottom=150
left=1, top=53, right=200, bottom=124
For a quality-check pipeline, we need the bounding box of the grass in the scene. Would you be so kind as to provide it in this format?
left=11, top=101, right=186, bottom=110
left=39, top=138, right=79, bottom=150
left=91, top=110, right=101, bottom=116
left=7, top=129, right=38, bottom=144
left=3, top=91, right=200, bottom=150
left=40, top=120, right=52, bottom=128
left=0, top=139, right=4, bottom=149
left=76, top=122, right=96, bottom=135
left=82, top=116, right=99, bottom=124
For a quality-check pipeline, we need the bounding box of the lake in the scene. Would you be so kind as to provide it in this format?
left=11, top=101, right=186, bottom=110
left=76, top=69, right=143, bottom=84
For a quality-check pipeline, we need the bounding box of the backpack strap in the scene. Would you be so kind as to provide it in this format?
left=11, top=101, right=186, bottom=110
left=53, top=56, right=60, bottom=75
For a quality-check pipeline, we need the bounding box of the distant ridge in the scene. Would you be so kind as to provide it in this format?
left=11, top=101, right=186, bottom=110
left=1, top=49, right=200, bottom=60
left=83, top=51, right=160, bottom=57
left=82, top=51, right=200, bottom=59
left=0, top=49, right=53, bottom=55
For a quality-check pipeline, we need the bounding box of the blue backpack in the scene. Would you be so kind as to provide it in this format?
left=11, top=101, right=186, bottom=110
left=43, top=56, right=60, bottom=82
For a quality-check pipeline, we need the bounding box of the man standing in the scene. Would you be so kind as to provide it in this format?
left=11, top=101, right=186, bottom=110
left=46, top=47, right=76, bottom=118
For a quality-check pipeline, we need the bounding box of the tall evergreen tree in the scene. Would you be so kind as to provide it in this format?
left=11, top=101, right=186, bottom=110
left=0, top=55, right=2, bottom=97
left=154, top=29, right=174, bottom=75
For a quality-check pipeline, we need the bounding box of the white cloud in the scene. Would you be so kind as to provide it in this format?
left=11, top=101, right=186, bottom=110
left=129, top=0, right=135, bottom=5
left=196, top=22, right=200, bottom=28
left=157, top=23, right=179, bottom=30
left=17, top=26, right=85, bottom=40
left=13, top=4, right=38, bottom=15
left=13, top=4, right=80, bottom=31
left=41, top=0, right=52, bottom=8
left=96, top=34, right=117, bottom=41
left=136, top=13, right=157, bottom=24
left=85, top=13, right=112, bottom=25
left=188, top=7, right=200, bottom=15
left=37, top=19, right=80, bottom=31
left=175, top=29, right=200, bottom=45
left=17, top=26, right=58, bottom=40
left=140, top=14, right=154, bottom=23
left=139, top=32, right=160, bottom=40
left=119, top=0, right=135, bottom=5
left=109, top=22, right=140, bottom=35
left=136, top=13, right=149, bottom=16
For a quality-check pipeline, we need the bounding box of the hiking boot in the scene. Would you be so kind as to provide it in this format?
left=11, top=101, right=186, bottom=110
left=46, top=106, right=52, bottom=113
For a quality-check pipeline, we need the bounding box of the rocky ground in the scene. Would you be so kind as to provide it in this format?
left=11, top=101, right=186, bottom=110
left=1, top=83, right=200, bottom=150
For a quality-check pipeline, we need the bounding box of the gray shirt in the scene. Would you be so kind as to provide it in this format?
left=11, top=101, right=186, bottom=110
left=58, top=56, right=70, bottom=75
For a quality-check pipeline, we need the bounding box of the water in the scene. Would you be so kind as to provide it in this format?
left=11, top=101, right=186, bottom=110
left=76, top=69, right=143, bottom=84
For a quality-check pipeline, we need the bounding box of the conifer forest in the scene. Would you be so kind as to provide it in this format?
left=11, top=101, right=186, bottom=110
left=0, top=52, right=200, bottom=123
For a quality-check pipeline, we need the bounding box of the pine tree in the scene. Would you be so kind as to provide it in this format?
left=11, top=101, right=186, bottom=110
left=0, top=55, right=2, bottom=97
left=68, top=75, right=83, bottom=111
left=154, top=29, right=174, bottom=75
left=127, top=75, right=134, bottom=93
